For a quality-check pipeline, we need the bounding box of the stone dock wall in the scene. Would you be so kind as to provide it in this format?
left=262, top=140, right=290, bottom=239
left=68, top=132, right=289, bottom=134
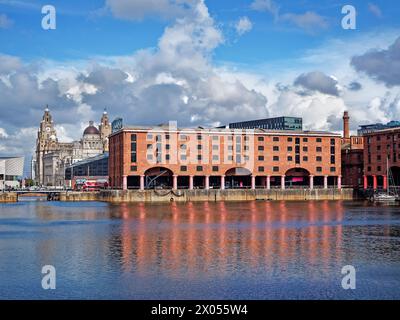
left=0, top=192, right=18, bottom=203
left=59, top=188, right=355, bottom=203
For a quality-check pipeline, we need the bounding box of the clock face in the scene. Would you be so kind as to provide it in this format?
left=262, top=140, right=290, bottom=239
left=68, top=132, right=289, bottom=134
left=46, top=127, right=51, bottom=132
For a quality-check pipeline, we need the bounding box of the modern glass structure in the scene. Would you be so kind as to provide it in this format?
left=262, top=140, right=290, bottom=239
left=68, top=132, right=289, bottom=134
left=358, top=120, right=400, bottom=135
left=65, top=153, right=108, bottom=182
left=228, top=117, right=302, bottom=131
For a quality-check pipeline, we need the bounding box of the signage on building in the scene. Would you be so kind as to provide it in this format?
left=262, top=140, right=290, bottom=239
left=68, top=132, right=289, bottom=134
left=112, top=118, right=123, bottom=133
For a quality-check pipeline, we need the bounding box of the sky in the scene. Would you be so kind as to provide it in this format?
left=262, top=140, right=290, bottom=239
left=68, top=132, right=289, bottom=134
left=0, top=0, right=400, bottom=176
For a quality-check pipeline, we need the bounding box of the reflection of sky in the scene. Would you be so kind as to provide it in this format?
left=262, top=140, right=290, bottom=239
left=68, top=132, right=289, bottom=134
left=0, top=200, right=400, bottom=299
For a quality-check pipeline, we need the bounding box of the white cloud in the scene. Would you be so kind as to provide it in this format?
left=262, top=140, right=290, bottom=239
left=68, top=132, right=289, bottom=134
left=280, top=11, right=328, bottom=32
left=0, top=54, right=21, bottom=74
left=250, top=0, right=279, bottom=18
left=0, top=127, right=8, bottom=138
left=368, top=3, right=383, bottom=18
left=235, top=16, right=253, bottom=36
left=0, top=13, right=13, bottom=29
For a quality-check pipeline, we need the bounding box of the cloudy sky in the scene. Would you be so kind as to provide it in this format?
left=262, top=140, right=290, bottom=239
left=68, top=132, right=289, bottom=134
left=0, top=0, right=400, bottom=176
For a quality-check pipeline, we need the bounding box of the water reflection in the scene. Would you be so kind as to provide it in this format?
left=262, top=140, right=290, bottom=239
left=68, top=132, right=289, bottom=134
left=101, top=201, right=350, bottom=278
left=1, top=200, right=400, bottom=299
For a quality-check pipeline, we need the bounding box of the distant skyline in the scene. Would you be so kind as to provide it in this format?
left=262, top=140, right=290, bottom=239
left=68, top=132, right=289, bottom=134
left=1, top=0, right=400, bottom=175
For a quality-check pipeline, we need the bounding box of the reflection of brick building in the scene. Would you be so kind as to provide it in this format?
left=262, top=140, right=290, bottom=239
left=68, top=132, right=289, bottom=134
left=341, top=111, right=364, bottom=188
left=109, top=123, right=342, bottom=190
left=363, top=127, right=400, bottom=190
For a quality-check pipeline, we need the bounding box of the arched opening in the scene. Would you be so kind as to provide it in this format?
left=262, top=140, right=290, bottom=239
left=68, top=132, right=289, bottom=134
left=285, top=168, right=310, bottom=188
left=144, top=167, right=173, bottom=189
left=225, top=167, right=251, bottom=189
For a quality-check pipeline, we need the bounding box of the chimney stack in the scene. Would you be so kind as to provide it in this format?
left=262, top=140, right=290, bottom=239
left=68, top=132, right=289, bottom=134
left=343, top=111, right=350, bottom=139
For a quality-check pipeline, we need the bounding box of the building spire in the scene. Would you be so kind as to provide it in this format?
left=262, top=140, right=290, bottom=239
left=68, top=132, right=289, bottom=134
left=45, top=104, right=49, bottom=112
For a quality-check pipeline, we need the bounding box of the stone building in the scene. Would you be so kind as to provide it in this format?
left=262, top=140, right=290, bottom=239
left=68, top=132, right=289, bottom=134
left=35, top=107, right=111, bottom=186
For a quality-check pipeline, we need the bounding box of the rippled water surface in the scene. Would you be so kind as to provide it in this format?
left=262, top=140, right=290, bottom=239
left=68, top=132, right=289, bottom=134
left=1, top=198, right=400, bottom=299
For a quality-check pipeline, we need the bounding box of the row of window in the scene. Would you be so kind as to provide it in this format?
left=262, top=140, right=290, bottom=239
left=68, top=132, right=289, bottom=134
left=145, top=133, right=334, bottom=144
left=367, top=134, right=400, bottom=143
left=367, top=165, right=393, bottom=172
left=130, top=165, right=337, bottom=173
left=146, top=144, right=329, bottom=153
left=258, top=166, right=336, bottom=173
left=143, top=154, right=335, bottom=164
left=367, top=153, right=399, bottom=164
left=367, top=144, right=399, bottom=152
left=257, top=145, right=326, bottom=152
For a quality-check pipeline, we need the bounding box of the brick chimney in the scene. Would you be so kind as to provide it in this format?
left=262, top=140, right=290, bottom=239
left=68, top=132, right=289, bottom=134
left=343, top=111, right=350, bottom=139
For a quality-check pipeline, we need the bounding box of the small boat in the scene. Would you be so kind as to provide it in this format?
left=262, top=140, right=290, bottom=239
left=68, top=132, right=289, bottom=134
left=371, top=157, right=399, bottom=203
left=372, top=192, right=397, bottom=202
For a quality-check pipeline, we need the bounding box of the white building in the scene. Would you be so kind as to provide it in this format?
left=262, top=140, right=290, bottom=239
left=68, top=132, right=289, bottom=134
left=0, top=156, right=24, bottom=190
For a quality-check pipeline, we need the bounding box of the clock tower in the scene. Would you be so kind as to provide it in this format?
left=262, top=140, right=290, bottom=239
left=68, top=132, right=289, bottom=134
left=99, top=108, right=111, bottom=152
left=35, top=106, right=59, bottom=185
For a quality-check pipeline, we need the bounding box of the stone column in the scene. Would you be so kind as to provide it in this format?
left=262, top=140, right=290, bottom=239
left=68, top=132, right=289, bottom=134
left=205, top=175, right=210, bottom=190
left=383, top=175, right=388, bottom=190
left=363, top=175, right=368, bottom=190
left=251, top=175, right=256, bottom=190
left=338, top=175, right=342, bottom=190
left=266, top=175, right=271, bottom=190
left=324, top=175, right=328, bottom=189
left=173, top=175, right=178, bottom=190
left=122, top=175, right=127, bottom=191
left=189, top=175, right=194, bottom=190
left=373, top=175, right=377, bottom=190
left=140, top=175, right=145, bottom=191
left=221, top=175, right=225, bottom=190
left=309, top=175, right=314, bottom=190
left=281, top=175, right=285, bottom=190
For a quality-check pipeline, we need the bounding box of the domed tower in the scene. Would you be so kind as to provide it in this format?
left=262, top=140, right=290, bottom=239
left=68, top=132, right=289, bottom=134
left=99, top=108, right=111, bottom=152
left=35, top=106, right=59, bottom=185
left=81, top=121, right=103, bottom=158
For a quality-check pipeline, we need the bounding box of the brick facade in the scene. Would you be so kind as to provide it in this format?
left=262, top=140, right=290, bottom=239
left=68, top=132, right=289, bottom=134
left=363, top=127, right=400, bottom=189
left=109, top=126, right=342, bottom=190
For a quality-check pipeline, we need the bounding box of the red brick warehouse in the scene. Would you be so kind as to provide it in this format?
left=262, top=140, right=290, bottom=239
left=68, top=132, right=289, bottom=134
left=109, top=123, right=342, bottom=191
left=363, top=127, right=400, bottom=190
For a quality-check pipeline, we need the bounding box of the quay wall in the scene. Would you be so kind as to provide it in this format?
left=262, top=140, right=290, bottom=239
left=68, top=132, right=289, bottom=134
left=0, top=192, right=18, bottom=203
left=59, top=188, right=355, bottom=203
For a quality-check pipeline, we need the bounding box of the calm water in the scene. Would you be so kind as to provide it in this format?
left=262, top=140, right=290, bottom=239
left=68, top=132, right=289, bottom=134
left=0, top=198, right=399, bottom=300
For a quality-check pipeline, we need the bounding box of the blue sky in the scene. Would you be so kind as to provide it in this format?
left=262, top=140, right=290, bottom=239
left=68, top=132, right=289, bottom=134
left=1, top=0, right=399, bottom=63
left=0, top=0, right=400, bottom=175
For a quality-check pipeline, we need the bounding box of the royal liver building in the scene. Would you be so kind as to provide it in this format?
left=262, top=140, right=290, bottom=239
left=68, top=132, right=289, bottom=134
left=34, top=107, right=111, bottom=186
